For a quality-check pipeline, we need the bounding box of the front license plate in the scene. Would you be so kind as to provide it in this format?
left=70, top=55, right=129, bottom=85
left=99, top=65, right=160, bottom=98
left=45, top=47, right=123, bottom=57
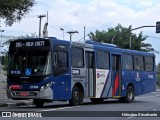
left=20, top=92, right=29, bottom=96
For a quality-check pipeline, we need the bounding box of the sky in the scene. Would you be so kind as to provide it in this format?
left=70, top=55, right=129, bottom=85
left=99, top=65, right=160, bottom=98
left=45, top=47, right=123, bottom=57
left=0, top=0, right=160, bottom=63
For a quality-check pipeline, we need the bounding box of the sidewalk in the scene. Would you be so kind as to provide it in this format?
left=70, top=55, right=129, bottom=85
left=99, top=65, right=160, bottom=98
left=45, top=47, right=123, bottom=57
left=0, top=70, right=33, bottom=107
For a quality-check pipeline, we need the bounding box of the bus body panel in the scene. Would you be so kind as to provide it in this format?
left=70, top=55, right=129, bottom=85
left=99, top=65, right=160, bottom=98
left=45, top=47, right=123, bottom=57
left=7, top=38, right=156, bottom=103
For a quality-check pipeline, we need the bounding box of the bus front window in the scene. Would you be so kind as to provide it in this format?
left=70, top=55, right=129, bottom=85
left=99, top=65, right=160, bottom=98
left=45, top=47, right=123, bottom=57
left=9, top=50, right=52, bottom=76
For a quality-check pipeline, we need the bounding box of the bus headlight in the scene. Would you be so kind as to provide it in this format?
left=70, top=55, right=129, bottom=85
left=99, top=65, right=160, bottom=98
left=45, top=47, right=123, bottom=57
left=40, top=82, right=52, bottom=92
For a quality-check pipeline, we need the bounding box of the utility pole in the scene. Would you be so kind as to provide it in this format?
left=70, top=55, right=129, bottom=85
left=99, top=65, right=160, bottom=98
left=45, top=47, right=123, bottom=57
left=38, top=14, right=46, bottom=38
left=129, top=33, right=132, bottom=49
left=67, top=31, right=78, bottom=41
left=84, top=26, right=86, bottom=41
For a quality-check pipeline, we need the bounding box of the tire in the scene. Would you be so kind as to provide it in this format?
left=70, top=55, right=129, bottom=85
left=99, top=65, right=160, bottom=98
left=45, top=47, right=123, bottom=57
left=33, top=99, right=44, bottom=107
left=90, top=98, right=104, bottom=104
left=124, top=86, right=135, bottom=103
left=69, top=86, right=84, bottom=106
left=79, top=87, right=84, bottom=105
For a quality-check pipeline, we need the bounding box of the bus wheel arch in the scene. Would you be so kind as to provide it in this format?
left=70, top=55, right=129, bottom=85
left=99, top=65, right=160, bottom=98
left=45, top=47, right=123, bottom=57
left=125, top=83, right=135, bottom=103
left=69, top=82, right=84, bottom=106
left=119, top=83, right=135, bottom=103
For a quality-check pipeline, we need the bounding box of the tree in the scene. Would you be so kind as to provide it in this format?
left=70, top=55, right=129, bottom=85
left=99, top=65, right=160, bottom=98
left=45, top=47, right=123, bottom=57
left=0, top=0, right=35, bottom=26
left=88, top=24, right=154, bottom=52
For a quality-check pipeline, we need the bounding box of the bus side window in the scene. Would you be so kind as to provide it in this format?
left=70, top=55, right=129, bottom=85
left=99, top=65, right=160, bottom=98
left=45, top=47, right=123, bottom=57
left=123, top=54, right=133, bottom=70
left=54, top=51, right=68, bottom=76
left=57, top=51, right=68, bottom=68
left=145, top=57, right=154, bottom=71
left=134, top=55, right=144, bottom=71
left=97, top=51, right=109, bottom=69
left=71, top=47, right=84, bottom=68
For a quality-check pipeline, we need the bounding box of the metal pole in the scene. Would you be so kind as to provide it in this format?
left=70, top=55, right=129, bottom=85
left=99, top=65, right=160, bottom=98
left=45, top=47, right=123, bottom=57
left=39, top=18, right=41, bottom=38
left=67, top=31, right=78, bottom=42
left=38, top=15, right=46, bottom=38
left=70, top=33, right=72, bottom=41
left=63, top=30, right=64, bottom=40
left=84, top=26, right=86, bottom=41
left=131, top=26, right=156, bottom=31
left=111, top=35, right=116, bottom=44
left=129, top=33, right=132, bottom=49
left=60, top=28, right=64, bottom=40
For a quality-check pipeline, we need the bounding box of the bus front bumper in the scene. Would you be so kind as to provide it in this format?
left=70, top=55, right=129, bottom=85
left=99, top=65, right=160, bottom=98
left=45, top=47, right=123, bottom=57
left=7, top=87, right=53, bottom=100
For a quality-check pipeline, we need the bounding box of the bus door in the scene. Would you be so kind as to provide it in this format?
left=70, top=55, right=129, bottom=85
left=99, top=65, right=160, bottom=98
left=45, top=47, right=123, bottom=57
left=111, top=54, right=122, bottom=97
left=85, top=51, right=95, bottom=97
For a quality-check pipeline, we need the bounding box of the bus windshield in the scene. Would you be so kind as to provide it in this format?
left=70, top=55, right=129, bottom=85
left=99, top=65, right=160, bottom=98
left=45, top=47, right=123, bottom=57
left=9, top=50, right=52, bottom=76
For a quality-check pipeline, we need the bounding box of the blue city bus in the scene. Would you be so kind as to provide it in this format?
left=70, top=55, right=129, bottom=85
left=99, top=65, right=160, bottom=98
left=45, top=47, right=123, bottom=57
left=7, top=37, right=156, bottom=107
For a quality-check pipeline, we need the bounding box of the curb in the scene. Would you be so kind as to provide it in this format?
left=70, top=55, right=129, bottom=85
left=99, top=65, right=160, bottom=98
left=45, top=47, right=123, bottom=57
left=0, top=101, right=33, bottom=107
left=0, top=103, right=8, bottom=107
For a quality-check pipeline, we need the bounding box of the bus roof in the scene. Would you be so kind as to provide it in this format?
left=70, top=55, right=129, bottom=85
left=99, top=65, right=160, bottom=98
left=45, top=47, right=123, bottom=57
left=11, top=37, right=155, bottom=57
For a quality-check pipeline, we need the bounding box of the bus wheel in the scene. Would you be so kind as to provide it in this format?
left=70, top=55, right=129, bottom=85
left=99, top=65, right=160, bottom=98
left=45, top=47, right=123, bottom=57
left=69, top=85, right=84, bottom=106
left=33, top=99, right=44, bottom=107
left=90, top=98, right=104, bottom=104
left=124, top=86, right=135, bottom=103
left=79, top=87, right=84, bottom=105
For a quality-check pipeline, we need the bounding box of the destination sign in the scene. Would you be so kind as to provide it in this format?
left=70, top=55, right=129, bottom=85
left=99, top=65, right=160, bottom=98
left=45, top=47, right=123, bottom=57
left=15, top=41, right=45, bottom=48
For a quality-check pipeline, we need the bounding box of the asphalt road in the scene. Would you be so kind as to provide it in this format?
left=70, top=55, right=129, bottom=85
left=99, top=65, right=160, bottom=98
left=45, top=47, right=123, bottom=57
left=0, top=91, right=160, bottom=120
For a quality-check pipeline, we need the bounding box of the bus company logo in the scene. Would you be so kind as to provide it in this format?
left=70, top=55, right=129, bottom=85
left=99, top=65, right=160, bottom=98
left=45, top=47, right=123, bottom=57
left=135, top=72, right=141, bottom=81
left=97, top=73, right=105, bottom=78
left=2, top=112, right=11, bottom=117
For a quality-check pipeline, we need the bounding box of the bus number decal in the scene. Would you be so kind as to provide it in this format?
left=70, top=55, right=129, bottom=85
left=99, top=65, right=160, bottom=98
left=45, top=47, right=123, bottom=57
left=30, top=86, right=39, bottom=89
left=148, top=75, right=153, bottom=79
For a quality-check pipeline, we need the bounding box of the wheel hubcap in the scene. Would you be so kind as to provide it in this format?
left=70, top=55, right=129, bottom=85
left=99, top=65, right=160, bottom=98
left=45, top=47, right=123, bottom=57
left=128, top=90, right=133, bottom=100
left=74, top=91, right=79, bottom=102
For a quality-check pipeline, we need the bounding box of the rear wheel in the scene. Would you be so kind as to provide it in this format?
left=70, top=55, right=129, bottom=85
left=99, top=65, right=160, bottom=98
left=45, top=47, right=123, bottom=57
left=123, top=86, right=135, bottom=103
left=90, top=98, right=104, bottom=104
left=33, top=99, right=44, bottom=107
left=69, top=86, right=84, bottom=106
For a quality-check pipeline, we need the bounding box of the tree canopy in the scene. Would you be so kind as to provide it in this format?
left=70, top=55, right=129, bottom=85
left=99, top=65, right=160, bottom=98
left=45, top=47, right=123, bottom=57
left=88, top=24, right=154, bottom=52
left=0, top=0, right=35, bottom=26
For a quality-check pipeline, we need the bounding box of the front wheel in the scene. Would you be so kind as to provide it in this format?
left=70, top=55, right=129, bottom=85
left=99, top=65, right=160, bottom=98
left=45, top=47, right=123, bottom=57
left=69, top=86, right=84, bottom=106
left=33, top=99, right=44, bottom=107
